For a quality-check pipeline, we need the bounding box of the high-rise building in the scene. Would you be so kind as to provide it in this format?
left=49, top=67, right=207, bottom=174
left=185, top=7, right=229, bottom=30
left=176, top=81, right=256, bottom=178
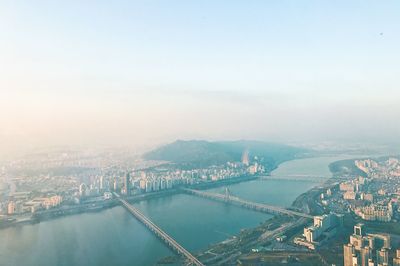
left=393, top=249, right=400, bottom=266
left=7, top=201, right=16, bottom=215
left=354, top=223, right=365, bottom=236
left=241, top=150, right=249, bottom=166
left=295, top=213, right=343, bottom=250
left=344, top=244, right=355, bottom=266
left=79, top=183, right=87, bottom=197
left=124, top=172, right=131, bottom=196
left=360, top=247, right=371, bottom=266
left=145, top=180, right=152, bottom=192
left=99, top=176, right=104, bottom=190
left=113, top=178, right=118, bottom=191
left=376, top=248, right=389, bottom=265
left=344, top=224, right=392, bottom=266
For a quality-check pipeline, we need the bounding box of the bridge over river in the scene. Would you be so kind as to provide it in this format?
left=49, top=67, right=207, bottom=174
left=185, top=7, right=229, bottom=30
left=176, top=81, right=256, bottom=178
left=113, top=186, right=312, bottom=266
left=182, top=188, right=313, bottom=219
left=114, top=193, right=204, bottom=266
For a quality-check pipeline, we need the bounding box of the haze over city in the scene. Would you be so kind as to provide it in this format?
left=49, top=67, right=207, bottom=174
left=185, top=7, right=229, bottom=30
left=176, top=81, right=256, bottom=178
left=1, top=1, right=400, bottom=157
left=3, top=2, right=400, bottom=266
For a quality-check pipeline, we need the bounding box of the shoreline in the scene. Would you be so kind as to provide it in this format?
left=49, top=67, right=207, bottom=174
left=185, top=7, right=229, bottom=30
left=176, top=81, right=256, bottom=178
left=189, top=157, right=350, bottom=265
left=1, top=155, right=353, bottom=265
left=0, top=172, right=264, bottom=230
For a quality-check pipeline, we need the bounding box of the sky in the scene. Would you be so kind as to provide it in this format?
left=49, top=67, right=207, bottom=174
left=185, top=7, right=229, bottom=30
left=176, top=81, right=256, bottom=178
left=1, top=1, right=400, bottom=155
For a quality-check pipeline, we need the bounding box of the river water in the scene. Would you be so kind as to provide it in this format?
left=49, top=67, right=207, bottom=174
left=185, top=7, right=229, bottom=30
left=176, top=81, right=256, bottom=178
left=0, top=156, right=349, bottom=266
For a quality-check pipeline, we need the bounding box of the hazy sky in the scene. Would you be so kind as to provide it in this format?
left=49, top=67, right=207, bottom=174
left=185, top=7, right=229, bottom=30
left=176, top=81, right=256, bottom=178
left=1, top=1, right=400, bottom=154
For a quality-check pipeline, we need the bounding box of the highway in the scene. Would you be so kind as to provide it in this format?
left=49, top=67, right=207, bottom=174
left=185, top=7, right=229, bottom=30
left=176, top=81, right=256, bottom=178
left=183, top=188, right=313, bottom=219
left=114, top=193, right=204, bottom=266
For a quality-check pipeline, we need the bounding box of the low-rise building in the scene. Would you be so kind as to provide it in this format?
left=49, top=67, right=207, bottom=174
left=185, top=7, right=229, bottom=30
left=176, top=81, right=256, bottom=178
left=340, top=182, right=355, bottom=192
left=344, top=191, right=357, bottom=200
left=354, top=203, right=393, bottom=222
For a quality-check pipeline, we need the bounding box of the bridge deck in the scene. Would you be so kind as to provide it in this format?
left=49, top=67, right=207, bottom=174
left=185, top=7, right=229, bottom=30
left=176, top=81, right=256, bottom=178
left=117, top=196, right=204, bottom=266
left=183, top=188, right=313, bottom=219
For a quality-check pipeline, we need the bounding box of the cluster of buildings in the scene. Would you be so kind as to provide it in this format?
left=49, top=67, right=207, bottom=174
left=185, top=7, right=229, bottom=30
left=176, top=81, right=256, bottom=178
left=0, top=148, right=264, bottom=220
left=0, top=163, right=81, bottom=216
left=355, top=159, right=380, bottom=176
left=294, top=213, right=343, bottom=250
left=355, top=158, right=400, bottom=179
left=337, top=176, right=396, bottom=222
left=339, top=176, right=370, bottom=201
left=307, top=157, right=400, bottom=265
left=76, top=172, right=166, bottom=199
left=0, top=149, right=159, bottom=217
left=130, top=162, right=261, bottom=193
left=318, top=158, right=400, bottom=223
left=136, top=177, right=174, bottom=193
left=3, top=194, right=62, bottom=215
left=76, top=157, right=264, bottom=198
left=354, top=203, right=394, bottom=223
left=343, top=223, right=398, bottom=266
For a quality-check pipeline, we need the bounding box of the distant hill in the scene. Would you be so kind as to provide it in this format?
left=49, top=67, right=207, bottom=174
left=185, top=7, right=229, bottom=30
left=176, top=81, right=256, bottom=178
left=143, top=140, right=306, bottom=169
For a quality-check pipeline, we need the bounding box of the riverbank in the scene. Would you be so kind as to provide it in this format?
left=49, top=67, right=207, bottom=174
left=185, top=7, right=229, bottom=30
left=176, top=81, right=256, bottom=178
left=0, top=173, right=263, bottom=230
left=188, top=187, right=316, bottom=265
left=1, top=155, right=356, bottom=266
left=231, top=156, right=369, bottom=266
left=187, top=156, right=355, bottom=265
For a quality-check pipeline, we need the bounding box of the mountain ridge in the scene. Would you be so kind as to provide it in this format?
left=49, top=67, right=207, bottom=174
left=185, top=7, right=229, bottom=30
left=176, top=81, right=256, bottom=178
left=143, top=139, right=307, bottom=169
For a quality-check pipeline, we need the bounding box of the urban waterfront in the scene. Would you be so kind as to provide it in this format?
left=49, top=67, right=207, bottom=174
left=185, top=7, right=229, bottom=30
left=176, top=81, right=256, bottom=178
left=0, top=156, right=349, bottom=266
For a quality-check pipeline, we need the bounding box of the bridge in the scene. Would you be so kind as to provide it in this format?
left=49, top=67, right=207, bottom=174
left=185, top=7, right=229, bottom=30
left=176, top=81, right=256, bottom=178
left=183, top=188, right=313, bottom=219
left=259, top=175, right=328, bottom=183
left=114, top=193, right=204, bottom=266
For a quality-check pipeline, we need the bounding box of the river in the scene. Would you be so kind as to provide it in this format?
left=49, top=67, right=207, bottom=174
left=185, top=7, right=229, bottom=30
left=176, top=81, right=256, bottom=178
left=0, top=155, right=350, bottom=266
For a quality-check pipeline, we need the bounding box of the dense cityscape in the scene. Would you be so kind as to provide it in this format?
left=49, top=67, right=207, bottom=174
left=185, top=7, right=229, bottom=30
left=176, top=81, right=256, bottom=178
left=295, top=157, right=400, bottom=266
left=2, top=1, right=400, bottom=266
left=1, top=142, right=400, bottom=265
left=0, top=148, right=263, bottom=227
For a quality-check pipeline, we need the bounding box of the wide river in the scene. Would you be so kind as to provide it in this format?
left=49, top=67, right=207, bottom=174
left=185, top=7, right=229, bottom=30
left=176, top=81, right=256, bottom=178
left=0, top=156, right=350, bottom=266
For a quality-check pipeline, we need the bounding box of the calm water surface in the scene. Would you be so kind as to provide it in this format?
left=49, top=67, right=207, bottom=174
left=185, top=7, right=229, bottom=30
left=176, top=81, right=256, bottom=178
left=0, top=155, right=350, bottom=266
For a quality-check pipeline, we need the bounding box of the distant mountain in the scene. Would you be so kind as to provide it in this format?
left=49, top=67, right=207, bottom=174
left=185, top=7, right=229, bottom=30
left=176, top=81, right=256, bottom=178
left=143, top=140, right=306, bottom=169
